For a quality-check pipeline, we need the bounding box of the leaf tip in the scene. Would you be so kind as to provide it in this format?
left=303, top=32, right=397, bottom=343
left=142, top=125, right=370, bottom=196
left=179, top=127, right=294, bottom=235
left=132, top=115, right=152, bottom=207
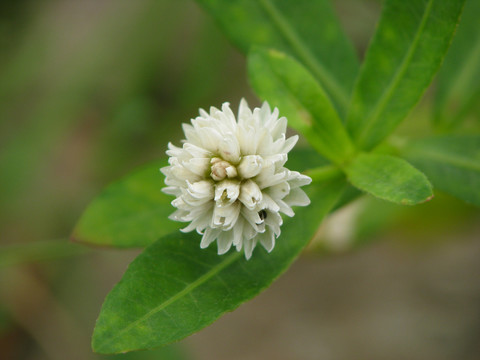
left=423, top=193, right=435, bottom=203
left=400, top=192, right=434, bottom=206
left=69, top=232, right=81, bottom=244
left=69, top=229, right=94, bottom=247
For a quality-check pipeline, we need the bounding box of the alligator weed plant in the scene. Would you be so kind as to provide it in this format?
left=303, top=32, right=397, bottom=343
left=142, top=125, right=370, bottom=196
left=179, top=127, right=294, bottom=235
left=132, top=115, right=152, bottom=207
left=70, top=0, right=480, bottom=354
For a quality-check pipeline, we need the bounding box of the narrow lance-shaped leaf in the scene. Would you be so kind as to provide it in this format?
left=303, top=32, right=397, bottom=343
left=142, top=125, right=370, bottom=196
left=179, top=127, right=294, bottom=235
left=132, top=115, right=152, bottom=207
left=401, top=135, right=480, bottom=207
left=344, top=153, right=433, bottom=205
left=434, top=0, right=480, bottom=130
left=71, top=160, right=181, bottom=248
left=91, top=176, right=347, bottom=354
left=248, top=48, right=355, bottom=164
left=195, top=0, right=359, bottom=114
left=346, top=0, right=465, bottom=150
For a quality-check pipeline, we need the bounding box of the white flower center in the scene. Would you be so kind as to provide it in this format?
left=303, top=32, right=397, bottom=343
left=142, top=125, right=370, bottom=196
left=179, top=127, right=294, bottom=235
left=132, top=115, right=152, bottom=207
left=161, top=99, right=312, bottom=259
left=210, top=157, right=237, bottom=181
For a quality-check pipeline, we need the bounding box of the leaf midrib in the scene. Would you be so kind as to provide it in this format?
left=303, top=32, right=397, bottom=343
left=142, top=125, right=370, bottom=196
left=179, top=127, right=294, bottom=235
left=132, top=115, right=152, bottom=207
left=356, top=0, right=435, bottom=147
left=261, top=56, right=350, bottom=164
left=258, top=0, right=350, bottom=110
left=95, top=250, right=242, bottom=352
left=271, top=63, right=352, bottom=163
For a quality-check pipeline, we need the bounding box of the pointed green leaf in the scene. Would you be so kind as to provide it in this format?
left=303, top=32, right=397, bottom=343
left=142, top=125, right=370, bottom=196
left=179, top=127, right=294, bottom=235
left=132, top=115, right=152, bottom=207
left=91, top=177, right=346, bottom=354
left=71, top=160, right=181, bottom=248
left=248, top=48, right=355, bottom=164
left=434, top=0, right=480, bottom=129
left=345, top=153, right=433, bottom=205
left=347, top=0, right=465, bottom=150
left=195, top=0, right=359, bottom=114
left=401, top=135, right=480, bottom=207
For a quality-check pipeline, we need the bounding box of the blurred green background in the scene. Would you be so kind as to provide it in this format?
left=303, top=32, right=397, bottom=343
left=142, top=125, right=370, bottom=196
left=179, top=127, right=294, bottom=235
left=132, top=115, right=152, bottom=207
left=0, top=1, right=479, bottom=359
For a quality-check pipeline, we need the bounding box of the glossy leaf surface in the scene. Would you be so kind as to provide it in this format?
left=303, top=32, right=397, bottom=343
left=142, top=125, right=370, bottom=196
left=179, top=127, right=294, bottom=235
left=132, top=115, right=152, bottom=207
left=92, top=177, right=346, bottom=353
left=248, top=48, right=355, bottom=164
left=345, top=153, right=433, bottom=205
left=196, top=0, right=359, bottom=114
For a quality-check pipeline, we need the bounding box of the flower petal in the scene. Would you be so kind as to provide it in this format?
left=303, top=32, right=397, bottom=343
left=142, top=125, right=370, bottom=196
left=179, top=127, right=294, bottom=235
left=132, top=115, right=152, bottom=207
left=218, top=134, right=240, bottom=163
left=237, top=155, right=263, bottom=179
left=259, top=228, right=275, bottom=253
left=200, top=227, right=221, bottom=249
left=212, top=202, right=241, bottom=230
left=214, top=180, right=240, bottom=205
left=284, top=188, right=311, bottom=207
left=217, top=230, right=233, bottom=255
left=239, top=179, right=263, bottom=210
left=243, top=237, right=256, bottom=260
left=162, top=99, right=311, bottom=259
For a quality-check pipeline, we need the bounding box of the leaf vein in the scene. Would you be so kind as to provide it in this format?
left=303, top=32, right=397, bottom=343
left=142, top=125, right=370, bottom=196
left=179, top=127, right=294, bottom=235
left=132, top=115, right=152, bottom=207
left=356, top=0, right=435, bottom=146
left=258, top=0, right=349, bottom=109
left=97, top=251, right=242, bottom=350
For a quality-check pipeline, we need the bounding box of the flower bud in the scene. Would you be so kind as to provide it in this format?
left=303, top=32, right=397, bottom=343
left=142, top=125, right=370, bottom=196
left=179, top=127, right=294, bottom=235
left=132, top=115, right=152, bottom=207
left=210, top=158, right=237, bottom=181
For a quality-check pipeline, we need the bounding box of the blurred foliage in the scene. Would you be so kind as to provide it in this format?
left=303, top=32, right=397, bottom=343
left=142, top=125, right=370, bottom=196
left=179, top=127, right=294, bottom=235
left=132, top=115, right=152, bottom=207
left=0, top=0, right=250, bottom=249
left=0, top=0, right=479, bottom=359
left=0, top=0, right=248, bottom=359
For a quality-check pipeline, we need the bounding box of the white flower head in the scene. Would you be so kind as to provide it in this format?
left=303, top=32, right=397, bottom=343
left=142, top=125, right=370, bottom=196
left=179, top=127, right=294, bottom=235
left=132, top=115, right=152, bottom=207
left=161, top=99, right=312, bottom=259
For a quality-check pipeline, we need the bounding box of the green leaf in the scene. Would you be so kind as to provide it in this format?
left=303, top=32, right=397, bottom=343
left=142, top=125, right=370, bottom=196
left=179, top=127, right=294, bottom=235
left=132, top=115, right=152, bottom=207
left=434, top=0, right=480, bottom=130
left=346, top=0, right=465, bottom=150
left=195, top=0, right=359, bottom=114
left=91, top=177, right=346, bottom=354
left=345, top=153, right=433, bottom=205
left=248, top=48, right=355, bottom=164
left=401, top=135, right=480, bottom=207
left=71, top=160, right=181, bottom=248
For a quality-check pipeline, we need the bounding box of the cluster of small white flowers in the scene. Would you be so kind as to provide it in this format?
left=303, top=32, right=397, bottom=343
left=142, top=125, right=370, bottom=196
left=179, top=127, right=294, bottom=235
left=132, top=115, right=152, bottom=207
left=161, top=99, right=311, bottom=259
